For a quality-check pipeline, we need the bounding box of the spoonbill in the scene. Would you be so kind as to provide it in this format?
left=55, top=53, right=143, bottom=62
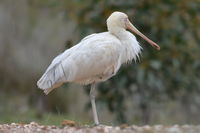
left=37, top=11, right=160, bottom=125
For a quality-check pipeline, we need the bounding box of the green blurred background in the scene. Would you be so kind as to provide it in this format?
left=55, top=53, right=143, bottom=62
left=0, top=0, right=199, bottom=125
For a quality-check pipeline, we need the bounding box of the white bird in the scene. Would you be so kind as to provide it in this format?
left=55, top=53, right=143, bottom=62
left=37, top=11, right=160, bottom=125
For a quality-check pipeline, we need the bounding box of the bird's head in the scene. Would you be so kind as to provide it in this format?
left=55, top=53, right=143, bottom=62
left=107, top=11, right=160, bottom=50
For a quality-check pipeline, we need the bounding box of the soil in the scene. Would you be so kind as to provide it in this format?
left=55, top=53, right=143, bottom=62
left=0, top=122, right=200, bottom=133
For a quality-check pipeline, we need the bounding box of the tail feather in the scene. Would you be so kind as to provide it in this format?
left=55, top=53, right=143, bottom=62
left=43, top=82, right=62, bottom=95
left=37, top=63, right=67, bottom=94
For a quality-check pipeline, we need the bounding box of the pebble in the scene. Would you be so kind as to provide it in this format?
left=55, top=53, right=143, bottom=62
left=0, top=122, right=200, bottom=133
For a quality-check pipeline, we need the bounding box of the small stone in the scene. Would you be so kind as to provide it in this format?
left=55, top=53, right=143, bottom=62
left=143, top=125, right=151, bottom=130
left=182, top=125, right=190, bottom=128
left=11, top=123, right=17, bottom=126
left=51, top=125, right=57, bottom=129
left=120, top=124, right=129, bottom=129
left=154, top=125, right=163, bottom=130
left=61, top=120, right=76, bottom=127
left=30, top=122, right=38, bottom=126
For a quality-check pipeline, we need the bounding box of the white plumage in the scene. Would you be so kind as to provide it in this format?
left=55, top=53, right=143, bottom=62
left=38, top=31, right=141, bottom=94
left=37, top=11, right=160, bottom=125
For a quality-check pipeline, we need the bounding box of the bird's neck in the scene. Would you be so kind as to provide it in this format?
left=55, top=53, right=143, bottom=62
left=109, top=29, right=142, bottom=63
left=108, top=27, right=127, bottom=39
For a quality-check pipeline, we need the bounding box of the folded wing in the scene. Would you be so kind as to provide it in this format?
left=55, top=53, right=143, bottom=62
left=37, top=32, right=121, bottom=94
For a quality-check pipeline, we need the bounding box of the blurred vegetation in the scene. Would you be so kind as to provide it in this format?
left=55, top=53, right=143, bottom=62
left=0, top=0, right=200, bottom=125
left=63, top=0, right=200, bottom=124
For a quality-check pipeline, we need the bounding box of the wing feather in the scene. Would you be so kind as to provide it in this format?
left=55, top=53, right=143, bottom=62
left=37, top=32, right=121, bottom=94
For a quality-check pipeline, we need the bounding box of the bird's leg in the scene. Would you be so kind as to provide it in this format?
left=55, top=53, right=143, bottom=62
left=90, top=83, right=99, bottom=125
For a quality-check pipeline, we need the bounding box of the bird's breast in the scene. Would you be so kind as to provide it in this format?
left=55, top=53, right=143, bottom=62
left=119, top=31, right=142, bottom=63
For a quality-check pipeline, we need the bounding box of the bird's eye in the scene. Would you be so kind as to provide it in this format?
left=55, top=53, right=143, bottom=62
left=121, top=17, right=128, bottom=23
left=124, top=18, right=128, bottom=22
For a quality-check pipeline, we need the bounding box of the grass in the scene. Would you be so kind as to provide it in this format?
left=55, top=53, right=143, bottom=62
left=0, top=109, right=89, bottom=126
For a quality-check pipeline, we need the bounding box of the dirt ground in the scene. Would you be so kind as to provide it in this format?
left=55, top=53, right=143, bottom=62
left=0, top=122, right=200, bottom=133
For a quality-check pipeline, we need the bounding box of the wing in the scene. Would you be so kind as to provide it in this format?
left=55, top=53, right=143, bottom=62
left=37, top=32, right=122, bottom=94
left=43, top=33, right=98, bottom=73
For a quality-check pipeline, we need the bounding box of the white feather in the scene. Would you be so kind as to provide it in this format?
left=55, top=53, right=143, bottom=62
left=37, top=12, right=142, bottom=94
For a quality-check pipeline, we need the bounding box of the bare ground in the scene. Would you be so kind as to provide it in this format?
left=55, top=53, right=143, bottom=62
left=0, top=122, right=200, bottom=133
